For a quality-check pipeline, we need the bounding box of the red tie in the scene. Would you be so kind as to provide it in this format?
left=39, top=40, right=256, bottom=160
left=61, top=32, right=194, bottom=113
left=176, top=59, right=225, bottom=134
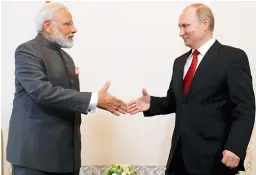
left=183, top=50, right=200, bottom=96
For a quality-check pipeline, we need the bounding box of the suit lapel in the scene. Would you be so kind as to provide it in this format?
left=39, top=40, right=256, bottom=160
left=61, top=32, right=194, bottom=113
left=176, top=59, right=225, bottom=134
left=183, top=40, right=222, bottom=102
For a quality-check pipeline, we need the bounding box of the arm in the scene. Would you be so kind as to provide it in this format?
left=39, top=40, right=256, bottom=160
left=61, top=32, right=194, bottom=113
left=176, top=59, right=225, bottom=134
left=224, top=49, right=255, bottom=160
left=15, top=46, right=91, bottom=114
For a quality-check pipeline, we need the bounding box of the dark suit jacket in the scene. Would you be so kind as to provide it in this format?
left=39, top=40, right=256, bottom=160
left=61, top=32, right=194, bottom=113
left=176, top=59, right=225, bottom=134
left=144, top=41, right=255, bottom=174
left=7, top=34, right=91, bottom=173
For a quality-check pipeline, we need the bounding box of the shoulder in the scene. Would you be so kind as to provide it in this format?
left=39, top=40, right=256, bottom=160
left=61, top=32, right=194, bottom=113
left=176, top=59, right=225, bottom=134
left=15, top=38, right=38, bottom=56
left=217, top=42, right=249, bottom=66
left=219, top=44, right=246, bottom=56
left=14, top=38, right=44, bottom=64
left=214, top=40, right=246, bottom=58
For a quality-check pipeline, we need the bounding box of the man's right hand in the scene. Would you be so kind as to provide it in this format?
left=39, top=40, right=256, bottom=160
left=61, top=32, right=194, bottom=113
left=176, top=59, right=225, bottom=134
left=97, top=81, right=127, bottom=116
left=127, top=88, right=151, bottom=115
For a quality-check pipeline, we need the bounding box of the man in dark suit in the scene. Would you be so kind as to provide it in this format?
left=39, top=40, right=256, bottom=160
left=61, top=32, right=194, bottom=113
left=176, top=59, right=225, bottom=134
left=7, top=3, right=127, bottom=175
left=128, top=3, right=255, bottom=175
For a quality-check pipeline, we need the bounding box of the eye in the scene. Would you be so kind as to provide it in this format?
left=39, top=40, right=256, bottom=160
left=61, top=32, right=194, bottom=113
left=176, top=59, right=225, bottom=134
left=63, top=21, right=73, bottom=26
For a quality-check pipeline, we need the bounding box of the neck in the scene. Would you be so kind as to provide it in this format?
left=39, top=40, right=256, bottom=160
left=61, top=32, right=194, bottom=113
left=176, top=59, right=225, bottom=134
left=193, top=33, right=213, bottom=50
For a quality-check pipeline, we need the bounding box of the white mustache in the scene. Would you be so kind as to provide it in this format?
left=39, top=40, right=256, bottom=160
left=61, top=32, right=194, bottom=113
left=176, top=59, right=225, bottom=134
left=66, top=34, right=74, bottom=38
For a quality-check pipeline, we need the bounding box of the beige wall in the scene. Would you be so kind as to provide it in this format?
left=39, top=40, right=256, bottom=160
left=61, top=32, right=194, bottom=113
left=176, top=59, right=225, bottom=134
left=1, top=1, right=256, bottom=174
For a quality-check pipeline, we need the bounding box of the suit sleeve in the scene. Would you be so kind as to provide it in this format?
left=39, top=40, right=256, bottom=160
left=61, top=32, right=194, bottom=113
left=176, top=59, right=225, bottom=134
left=224, top=49, right=255, bottom=160
left=15, top=45, right=92, bottom=114
left=144, top=62, right=177, bottom=117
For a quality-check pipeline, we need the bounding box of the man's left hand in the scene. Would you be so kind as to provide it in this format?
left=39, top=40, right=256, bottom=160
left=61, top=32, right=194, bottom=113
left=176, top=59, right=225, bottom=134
left=222, top=150, right=240, bottom=169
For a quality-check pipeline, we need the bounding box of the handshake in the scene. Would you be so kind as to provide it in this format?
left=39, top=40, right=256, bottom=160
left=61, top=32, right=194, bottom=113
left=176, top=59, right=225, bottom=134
left=97, top=81, right=150, bottom=116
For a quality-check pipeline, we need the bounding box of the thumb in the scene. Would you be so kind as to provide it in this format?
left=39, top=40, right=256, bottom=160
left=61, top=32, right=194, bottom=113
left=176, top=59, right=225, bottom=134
left=142, top=88, right=149, bottom=96
left=101, top=81, right=110, bottom=92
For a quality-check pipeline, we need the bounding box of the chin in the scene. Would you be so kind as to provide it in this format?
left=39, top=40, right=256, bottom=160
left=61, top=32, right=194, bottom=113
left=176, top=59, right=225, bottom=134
left=184, top=42, right=189, bottom=47
left=61, top=42, right=74, bottom=49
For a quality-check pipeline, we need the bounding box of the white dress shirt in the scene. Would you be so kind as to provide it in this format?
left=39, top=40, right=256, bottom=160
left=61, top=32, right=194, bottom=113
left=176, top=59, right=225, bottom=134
left=183, top=38, right=216, bottom=78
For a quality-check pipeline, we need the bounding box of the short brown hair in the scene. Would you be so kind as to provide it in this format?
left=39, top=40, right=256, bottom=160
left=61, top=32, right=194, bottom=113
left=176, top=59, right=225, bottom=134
left=187, top=3, right=215, bottom=31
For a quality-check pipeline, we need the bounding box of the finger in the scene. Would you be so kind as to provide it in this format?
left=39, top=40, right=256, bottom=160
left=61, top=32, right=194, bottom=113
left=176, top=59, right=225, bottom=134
left=101, top=81, right=110, bottom=92
left=128, top=109, right=139, bottom=114
left=116, top=107, right=127, bottom=114
left=115, top=102, right=127, bottom=113
left=225, top=160, right=232, bottom=168
left=230, top=162, right=236, bottom=169
left=111, top=102, right=126, bottom=114
left=117, top=109, right=126, bottom=114
left=128, top=107, right=138, bottom=114
left=109, top=109, right=120, bottom=116
left=127, top=103, right=138, bottom=113
left=222, top=155, right=229, bottom=165
left=130, top=109, right=141, bottom=115
left=233, top=159, right=239, bottom=168
left=127, top=103, right=136, bottom=109
left=228, top=158, right=236, bottom=169
left=128, top=107, right=137, bottom=113
left=127, top=100, right=136, bottom=106
left=142, top=88, right=149, bottom=96
left=230, top=157, right=239, bottom=168
left=120, top=103, right=127, bottom=112
left=127, top=103, right=137, bottom=111
left=117, top=107, right=127, bottom=114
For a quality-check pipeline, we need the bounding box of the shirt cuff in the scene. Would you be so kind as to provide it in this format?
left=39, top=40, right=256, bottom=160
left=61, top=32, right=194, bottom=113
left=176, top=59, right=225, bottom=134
left=87, top=93, right=98, bottom=113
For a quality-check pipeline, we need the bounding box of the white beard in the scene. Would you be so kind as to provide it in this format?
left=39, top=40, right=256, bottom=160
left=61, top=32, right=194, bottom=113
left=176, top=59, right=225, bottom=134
left=51, top=28, right=74, bottom=48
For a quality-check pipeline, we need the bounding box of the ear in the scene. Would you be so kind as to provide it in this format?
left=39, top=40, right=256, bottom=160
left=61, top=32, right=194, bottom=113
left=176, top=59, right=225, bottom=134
left=43, top=21, right=51, bottom=34
left=203, top=17, right=210, bottom=31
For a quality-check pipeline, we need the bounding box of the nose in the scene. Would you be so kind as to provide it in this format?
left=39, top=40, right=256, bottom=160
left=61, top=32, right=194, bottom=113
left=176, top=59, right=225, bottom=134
left=179, top=28, right=185, bottom=37
left=71, top=24, right=77, bottom=34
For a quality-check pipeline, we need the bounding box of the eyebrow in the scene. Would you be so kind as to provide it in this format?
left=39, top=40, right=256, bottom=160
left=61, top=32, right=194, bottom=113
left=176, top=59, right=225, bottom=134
left=61, top=20, right=73, bottom=23
left=178, top=23, right=189, bottom=27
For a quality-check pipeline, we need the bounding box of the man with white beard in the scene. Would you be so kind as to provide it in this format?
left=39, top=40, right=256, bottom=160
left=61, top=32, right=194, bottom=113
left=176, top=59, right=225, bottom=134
left=6, top=3, right=127, bottom=175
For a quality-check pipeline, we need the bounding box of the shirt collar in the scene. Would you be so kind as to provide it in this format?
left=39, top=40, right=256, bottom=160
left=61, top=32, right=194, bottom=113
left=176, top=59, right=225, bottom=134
left=192, top=38, right=216, bottom=56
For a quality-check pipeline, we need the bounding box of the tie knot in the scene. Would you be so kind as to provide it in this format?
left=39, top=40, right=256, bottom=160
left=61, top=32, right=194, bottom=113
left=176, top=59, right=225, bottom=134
left=193, top=50, right=200, bottom=56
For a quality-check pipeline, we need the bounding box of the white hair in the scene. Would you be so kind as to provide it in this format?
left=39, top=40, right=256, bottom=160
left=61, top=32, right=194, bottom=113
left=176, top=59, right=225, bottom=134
left=35, top=3, right=68, bottom=33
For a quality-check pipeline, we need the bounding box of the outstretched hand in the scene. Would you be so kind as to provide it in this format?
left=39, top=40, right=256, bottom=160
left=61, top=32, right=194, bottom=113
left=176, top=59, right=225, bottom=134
left=127, top=88, right=151, bottom=115
left=97, top=81, right=127, bottom=116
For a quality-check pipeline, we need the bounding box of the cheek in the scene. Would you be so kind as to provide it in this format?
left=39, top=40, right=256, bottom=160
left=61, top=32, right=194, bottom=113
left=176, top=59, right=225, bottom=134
left=184, top=30, right=192, bottom=38
left=191, top=32, right=203, bottom=41
left=188, top=31, right=198, bottom=39
left=58, top=27, right=70, bottom=36
left=184, top=28, right=194, bottom=36
left=50, top=27, right=58, bottom=36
